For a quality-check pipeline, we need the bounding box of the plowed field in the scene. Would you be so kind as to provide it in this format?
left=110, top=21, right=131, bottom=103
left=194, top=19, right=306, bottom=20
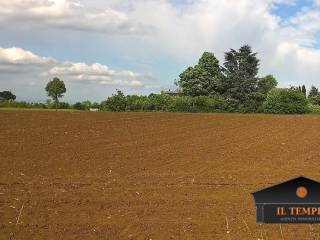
left=1, top=111, right=320, bottom=239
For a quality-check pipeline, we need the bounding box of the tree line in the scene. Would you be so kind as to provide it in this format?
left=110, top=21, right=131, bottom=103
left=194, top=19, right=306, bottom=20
left=101, top=45, right=320, bottom=114
left=2, top=45, right=320, bottom=114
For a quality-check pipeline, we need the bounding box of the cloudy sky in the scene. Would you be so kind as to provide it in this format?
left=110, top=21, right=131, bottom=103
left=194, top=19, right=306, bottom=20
left=1, top=0, right=320, bottom=102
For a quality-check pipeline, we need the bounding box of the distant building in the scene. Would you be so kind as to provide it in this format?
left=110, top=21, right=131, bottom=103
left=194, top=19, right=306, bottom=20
left=0, top=96, right=5, bottom=101
left=161, top=89, right=183, bottom=96
left=89, top=108, right=99, bottom=112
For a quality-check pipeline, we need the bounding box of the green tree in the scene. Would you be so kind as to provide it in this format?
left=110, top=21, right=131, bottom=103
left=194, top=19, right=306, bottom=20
left=290, top=85, right=301, bottom=92
left=101, top=90, right=127, bottom=111
left=73, top=102, right=86, bottom=110
left=222, top=45, right=260, bottom=103
left=147, top=93, right=173, bottom=111
left=91, top=102, right=101, bottom=109
left=177, top=52, right=222, bottom=96
left=169, top=96, right=194, bottom=112
left=126, top=95, right=149, bottom=111
left=302, top=85, right=307, bottom=98
left=257, top=75, right=278, bottom=94
left=58, top=102, right=70, bottom=109
left=81, top=101, right=92, bottom=110
left=308, top=86, right=320, bottom=105
left=0, top=91, right=16, bottom=101
left=240, top=92, right=266, bottom=113
left=309, top=95, right=320, bottom=105
left=45, top=77, right=66, bottom=111
left=263, top=88, right=308, bottom=114
left=309, top=86, right=319, bottom=98
left=290, top=85, right=307, bottom=98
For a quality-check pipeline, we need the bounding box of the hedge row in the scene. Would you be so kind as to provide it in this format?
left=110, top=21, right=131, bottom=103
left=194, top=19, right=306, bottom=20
left=0, top=100, right=99, bottom=110
left=0, top=101, right=48, bottom=109
left=1, top=88, right=313, bottom=114
left=101, top=89, right=310, bottom=114
left=100, top=92, right=228, bottom=113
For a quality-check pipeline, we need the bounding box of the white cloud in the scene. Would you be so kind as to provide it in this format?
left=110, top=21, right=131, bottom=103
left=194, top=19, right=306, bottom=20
left=50, top=62, right=143, bottom=86
left=115, top=0, right=320, bottom=88
left=3, top=0, right=320, bottom=100
left=0, top=47, right=54, bottom=65
left=0, top=47, right=144, bottom=87
left=289, top=3, right=320, bottom=35
left=0, top=0, right=150, bottom=34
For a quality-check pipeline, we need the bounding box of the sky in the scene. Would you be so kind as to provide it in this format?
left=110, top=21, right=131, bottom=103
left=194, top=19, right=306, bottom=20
left=1, top=0, right=320, bottom=102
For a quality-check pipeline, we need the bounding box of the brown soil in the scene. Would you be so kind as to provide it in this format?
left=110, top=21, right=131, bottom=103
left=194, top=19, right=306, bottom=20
left=1, top=111, right=320, bottom=239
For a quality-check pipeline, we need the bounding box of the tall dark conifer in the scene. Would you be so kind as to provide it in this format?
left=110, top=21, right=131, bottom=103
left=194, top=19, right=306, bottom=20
left=222, top=45, right=260, bottom=103
left=302, top=85, right=307, bottom=98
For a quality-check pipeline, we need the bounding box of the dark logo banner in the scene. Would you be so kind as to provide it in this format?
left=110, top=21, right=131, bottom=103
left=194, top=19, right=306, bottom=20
left=252, top=176, right=320, bottom=224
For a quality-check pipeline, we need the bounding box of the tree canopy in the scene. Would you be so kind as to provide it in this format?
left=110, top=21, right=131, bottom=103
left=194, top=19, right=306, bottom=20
left=175, top=45, right=288, bottom=112
left=177, top=52, right=222, bottom=96
left=178, top=45, right=261, bottom=104
left=308, top=85, right=320, bottom=105
left=257, top=75, right=278, bottom=94
left=0, top=91, right=16, bottom=100
left=263, top=88, right=308, bottom=114
left=309, top=86, right=319, bottom=98
left=45, top=77, right=66, bottom=110
left=3, top=44, right=315, bottom=115
left=222, top=45, right=259, bottom=103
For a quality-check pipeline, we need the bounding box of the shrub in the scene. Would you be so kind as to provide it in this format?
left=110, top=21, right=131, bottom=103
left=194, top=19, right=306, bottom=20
left=239, top=92, right=266, bottom=113
left=100, top=91, right=228, bottom=113
left=81, top=101, right=92, bottom=110
left=126, top=95, right=149, bottom=111
left=263, top=88, right=308, bottom=114
left=73, top=102, right=86, bottom=110
left=169, top=96, right=194, bottom=112
left=147, top=94, right=173, bottom=111
left=168, top=95, right=226, bottom=112
left=192, top=95, right=226, bottom=112
left=307, top=104, right=320, bottom=114
left=0, top=91, right=16, bottom=100
left=46, top=100, right=70, bottom=109
left=309, top=95, right=320, bottom=105
left=192, top=96, right=212, bottom=112
left=72, top=101, right=99, bottom=111
left=91, top=102, right=101, bottom=109
left=101, top=90, right=127, bottom=111
left=58, top=102, right=71, bottom=109
left=222, top=98, right=238, bottom=112
left=0, top=101, right=47, bottom=109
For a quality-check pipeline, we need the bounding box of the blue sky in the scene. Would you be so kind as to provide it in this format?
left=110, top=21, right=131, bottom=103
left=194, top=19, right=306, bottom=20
left=1, top=0, right=320, bottom=102
left=272, top=0, right=311, bottom=18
